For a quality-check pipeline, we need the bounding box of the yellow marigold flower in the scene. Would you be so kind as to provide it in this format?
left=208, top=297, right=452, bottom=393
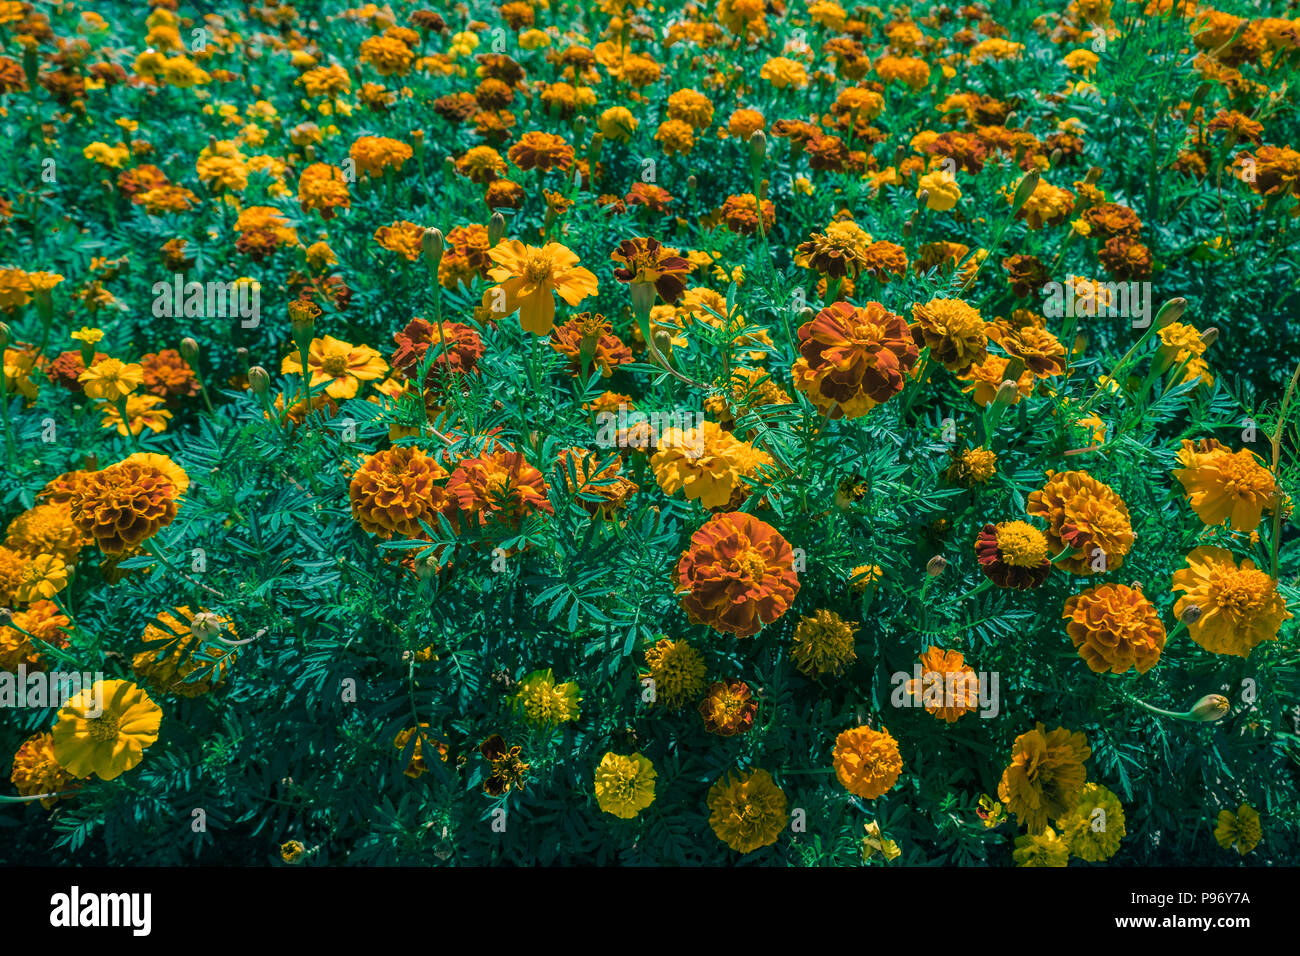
left=862, top=820, right=901, bottom=862
left=643, top=637, right=707, bottom=709
left=728, top=108, right=766, bottom=139
left=485, top=240, right=599, bottom=335
left=947, top=446, right=998, bottom=484
left=1056, top=782, right=1126, bottom=862
left=998, top=722, right=1091, bottom=833
left=1013, top=827, right=1070, bottom=867
left=597, top=106, right=638, bottom=143
left=393, top=724, right=447, bottom=778
left=51, top=679, right=162, bottom=781
left=1173, top=438, right=1276, bottom=532
left=790, top=609, right=858, bottom=679
left=833, top=725, right=903, bottom=799
left=373, top=220, right=426, bottom=260
left=349, top=135, right=413, bottom=178
left=666, top=88, right=715, bottom=129
left=359, top=34, right=413, bottom=76
left=654, top=118, right=696, bottom=155
left=1214, top=803, right=1262, bottom=855
left=760, top=56, right=809, bottom=88
left=5, top=502, right=85, bottom=562
left=1017, top=180, right=1075, bottom=230
left=78, top=358, right=144, bottom=401
left=1063, top=49, right=1100, bottom=74
left=71, top=326, right=104, bottom=345
left=917, top=169, right=962, bottom=211
left=281, top=335, right=388, bottom=400
left=14, top=553, right=67, bottom=604
left=512, top=669, right=581, bottom=726
left=1063, top=583, right=1166, bottom=674
left=593, top=752, right=657, bottom=819
left=123, top=452, right=190, bottom=498
left=910, top=297, right=987, bottom=373
left=707, top=768, right=788, bottom=854
left=1172, top=547, right=1290, bottom=658
left=132, top=607, right=237, bottom=698
left=1027, top=470, right=1135, bottom=574
left=0, top=599, right=70, bottom=671
left=651, top=420, right=771, bottom=509
left=848, top=564, right=882, bottom=592
left=906, top=646, right=979, bottom=722
left=82, top=142, right=130, bottom=168
left=99, top=393, right=173, bottom=436
left=0, top=545, right=22, bottom=607
left=280, top=840, right=307, bottom=863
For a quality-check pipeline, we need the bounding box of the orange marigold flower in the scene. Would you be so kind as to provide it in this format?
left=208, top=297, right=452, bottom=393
left=374, top=219, right=426, bottom=260
left=991, top=325, right=1066, bottom=378
left=611, top=238, right=692, bottom=305
left=792, top=301, right=918, bottom=418
left=1172, top=547, right=1291, bottom=658
left=906, top=646, right=980, bottom=722
left=70, top=460, right=182, bottom=554
left=297, top=163, right=351, bottom=219
left=1026, top=470, right=1134, bottom=574
left=833, top=725, right=903, bottom=799
left=719, top=193, right=774, bottom=235
left=349, top=135, right=413, bottom=179
left=447, top=451, right=554, bottom=527
left=1063, top=583, right=1166, bottom=674
left=549, top=312, right=632, bottom=377
left=506, top=131, right=574, bottom=172
left=0, top=599, right=70, bottom=671
left=349, top=446, right=451, bottom=539
left=911, top=297, right=988, bottom=373
left=140, top=349, right=198, bottom=399
left=699, top=679, right=758, bottom=736
left=1173, top=438, right=1276, bottom=533
left=10, top=732, right=81, bottom=808
left=556, top=447, right=638, bottom=519
left=998, top=722, right=1091, bottom=834
left=675, top=511, right=800, bottom=638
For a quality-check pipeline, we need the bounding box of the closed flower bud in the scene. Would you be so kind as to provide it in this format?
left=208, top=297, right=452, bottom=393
left=926, top=555, right=947, bottom=577
left=422, top=227, right=445, bottom=268
left=1188, top=694, right=1230, bottom=722
left=248, top=365, right=270, bottom=395
left=687, top=174, right=697, bottom=193
left=1085, top=166, right=1102, bottom=184
left=1199, top=327, right=1218, bottom=348
left=236, top=347, right=250, bottom=372
left=1155, top=296, right=1187, bottom=328
left=749, top=130, right=767, bottom=170
left=587, top=132, right=603, bottom=163
left=180, top=337, right=200, bottom=364
left=994, top=379, right=1020, bottom=407
left=488, top=212, right=506, bottom=246
left=1011, top=170, right=1040, bottom=215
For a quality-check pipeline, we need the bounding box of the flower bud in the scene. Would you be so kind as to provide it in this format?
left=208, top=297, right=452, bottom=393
left=488, top=212, right=506, bottom=246
left=1010, top=169, right=1040, bottom=215
left=587, top=131, right=603, bottom=163
left=686, top=174, right=697, bottom=193
left=926, top=555, right=947, bottom=577
left=993, top=379, right=1020, bottom=407
left=1199, top=327, right=1218, bottom=348
left=651, top=328, right=674, bottom=355
left=190, top=612, right=223, bottom=640
left=1188, top=694, right=1230, bottom=722
left=248, top=365, right=270, bottom=395
left=749, top=130, right=767, bottom=170
left=180, top=337, right=200, bottom=364
left=236, top=346, right=250, bottom=372
left=1155, top=296, right=1187, bottom=328
left=422, top=227, right=445, bottom=269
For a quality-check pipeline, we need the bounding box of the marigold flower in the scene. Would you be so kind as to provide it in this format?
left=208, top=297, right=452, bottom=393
left=1214, top=803, right=1262, bottom=855
left=556, top=447, right=638, bottom=518
left=1056, top=782, right=1126, bottom=862
left=349, top=446, right=451, bottom=539
left=998, top=722, right=1092, bottom=833
left=611, top=238, right=692, bottom=306
left=506, top=131, right=574, bottom=172
left=1172, top=547, right=1290, bottom=658
left=1016, top=180, right=1075, bottom=229
left=760, top=56, right=808, bottom=88
left=14, top=552, right=67, bottom=604
left=297, top=163, right=352, bottom=219
left=790, top=609, right=858, bottom=679
left=281, top=335, right=389, bottom=400
left=719, top=193, right=774, bottom=235
left=10, top=732, right=81, bottom=808
left=1026, top=470, right=1134, bottom=574
left=911, top=298, right=988, bottom=373
left=52, top=679, right=162, bottom=781
left=1173, top=438, right=1276, bottom=532
left=848, top=564, right=882, bottom=593
left=992, top=325, right=1066, bottom=378
left=1013, top=827, right=1070, bottom=867
left=480, top=734, right=529, bottom=796
left=447, top=450, right=553, bottom=527
left=792, top=301, right=918, bottom=418
left=594, top=752, right=657, bottom=819
left=833, top=725, right=903, bottom=799
left=917, top=169, right=962, bottom=211
left=975, top=521, right=1052, bottom=590
left=1063, top=583, right=1166, bottom=674
left=99, top=393, right=173, bottom=436
left=906, top=646, right=979, bottom=722
left=947, top=447, right=998, bottom=486
left=78, top=358, right=143, bottom=401
left=512, top=669, right=581, bottom=726
left=0, top=599, right=70, bottom=671
left=133, top=607, right=237, bottom=698
left=549, top=313, right=633, bottom=378
left=707, top=768, right=788, bottom=854
left=485, top=240, right=598, bottom=335
left=349, top=135, right=413, bottom=178
left=598, top=106, right=638, bottom=143
left=393, top=723, right=448, bottom=778
left=699, top=679, right=757, bottom=736
left=70, top=460, right=181, bottom=554
left=140, top=349, right=198, bottom=399
left=794, top=220, right=872, bottom=279
left=651, top=420, right=770, bottom=510
left=643, top=637, right=707, bottom=709
left=5, top=502, right=85, bottom=562
left=675, top=511, right=800, bottom=638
